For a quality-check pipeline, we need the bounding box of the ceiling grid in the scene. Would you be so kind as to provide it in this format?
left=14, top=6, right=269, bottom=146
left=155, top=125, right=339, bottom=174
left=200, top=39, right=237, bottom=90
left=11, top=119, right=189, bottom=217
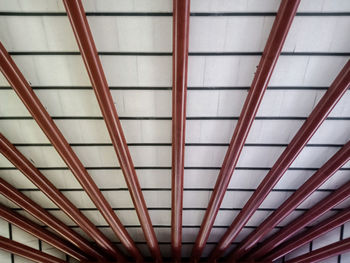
left=0, top=0, right=349, bottom=262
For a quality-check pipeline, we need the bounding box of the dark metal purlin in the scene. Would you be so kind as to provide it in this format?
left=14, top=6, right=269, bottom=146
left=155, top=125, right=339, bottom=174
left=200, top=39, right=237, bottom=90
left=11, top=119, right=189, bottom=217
left=0, top=236, right=66, bottom=263
left=191, top=0, right=301, bottom=261
left=263, top=208, right=350, bottom=262
left=0, top=43, right=125, bottom=261
left=171, top=0, right=190, bottom=261
left=248, top=179, right=350, bottom=259
left=231, top=140, right=350, bottom=260
left=0, top=178, right=104, bottom=261
left=62, top=0, right=156, bottom=261
left=212, top=59, right=350, bottom=261
left=0, top=203, right=88, bottom=261
left=284, top=237, right=350, bottom=263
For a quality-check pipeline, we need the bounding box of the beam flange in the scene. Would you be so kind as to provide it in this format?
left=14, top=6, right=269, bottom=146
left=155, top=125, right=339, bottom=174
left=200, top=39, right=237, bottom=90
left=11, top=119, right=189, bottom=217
left=284, top=237, right=350, bottom=263
left=62, top=0, right=156, bottom=261
left=249, top=179, right=350, bottom=259
left=191, top=0, right=301, bottom=261
left=0, top=203, right=88, bottom=261
left=0, top=43, right=126, bottom=261
left=211, top=59, right=350, bottom=261
left=263, top=208, right=350, bottom=261
left=230, top=140, right=350, bottom=260
left=0, top=178, right=103, bottom=261
left=172, top=0, right=190, bottom=260
left=0, top=236, right=66, bottom=263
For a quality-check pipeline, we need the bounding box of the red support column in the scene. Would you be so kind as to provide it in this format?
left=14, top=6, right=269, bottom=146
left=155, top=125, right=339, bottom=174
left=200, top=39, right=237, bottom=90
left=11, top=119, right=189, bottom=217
left=249, top=179, right=350, bottom=259
left=0, top=178, right=103, bottom=261
left=0, top=203, right=89, bottom=261
left=262, top=208, right=350, bottom=262
left=229, top=140, right=350, bottom=260
left=210, top=59, right=350, bottom=261
left=0, top=236, right=66, bottom=263
left=191, top=0, right=301, bottom=261
left=0, top=41, right=134, bottom=260
left=285, top=238, right=350, bottom=263
left=62, top=0, right=158, bottom=261
left=172, top=0, right=190, bottom=261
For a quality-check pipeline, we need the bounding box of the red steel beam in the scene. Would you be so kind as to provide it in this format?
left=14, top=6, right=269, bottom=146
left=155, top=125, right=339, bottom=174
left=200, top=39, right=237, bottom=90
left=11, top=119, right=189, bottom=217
left=263, top=208, right=350, bottom=262
left=62, top=0, right=158, bottom=261
left=0, top=236, right=66, bottom=263
left=248, top=179, right=350, bottom=260
left=0, top=133, right=119, bottom=261
left=0, top=178, right=104, bottom=261
left=285, top=237, right=350, bottom=263
left=210, top=59, right=350, bottom=261
left=191, top=0, right=300, bottom=260
left=0, top=203, right=88, bottom=261
left=0, top=42, right=136, bottom=260
left=229, top=140, right=350, bottom=260
left=171, top=0, right=190, bottom=260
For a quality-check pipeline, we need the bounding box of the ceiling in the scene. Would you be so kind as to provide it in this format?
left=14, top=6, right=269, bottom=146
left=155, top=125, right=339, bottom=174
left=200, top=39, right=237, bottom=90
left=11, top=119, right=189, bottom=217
left=0, top=0, right=350, bottom=262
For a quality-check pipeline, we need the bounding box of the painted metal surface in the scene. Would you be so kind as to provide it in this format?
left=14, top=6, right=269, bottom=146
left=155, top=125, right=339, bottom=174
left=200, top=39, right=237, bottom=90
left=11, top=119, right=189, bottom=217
left=285, top=237, right=350, bottom=263
left=0, top=203, right=89, bottom=261
left=0, top=42, right=125, bottom=261
left=250, top=179, right=350, bottom=259
left=62, top=0, right=156, bottom=261
left=0, top=236, right=66, bottom=263
left=0, top=178, right=103, bottom=261
left=263, top=208, right=350, bottom=261
left=191, top=0, right=301, bottom=260
left=171, top=0, right=190, bottom=260
left=232, top=139, right=350, bottom=260
left=214, top=58, right=350, bottom=261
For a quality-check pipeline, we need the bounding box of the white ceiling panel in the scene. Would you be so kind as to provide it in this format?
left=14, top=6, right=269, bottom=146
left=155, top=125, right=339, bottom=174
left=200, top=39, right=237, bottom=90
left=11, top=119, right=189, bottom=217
left=1, top=119, right=349, bottom=145
left=3, top=89, right=350, bottom=118
left=1, top=0, right=350, bottom=13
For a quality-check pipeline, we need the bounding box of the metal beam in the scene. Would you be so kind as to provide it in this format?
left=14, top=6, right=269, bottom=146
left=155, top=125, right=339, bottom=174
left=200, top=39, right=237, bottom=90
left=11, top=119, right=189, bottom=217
left=263, top=208, right=350, bottom=262
left=248, top=179, right=350, bottom=259
left=172, top=0, right=190, bottom=261
left=284, top=237, right=350, bottom=263
left=0, top=203, right=88, bottom=261
left=229, top=139, right=350, bottom=260
left=0, top=236, right=66, bottom=263
left=0, top=41, right=131, bottom=261
left=62, top=0, right=156, bottom=261
left=210, top=59, right=350, bottom=261
left=0, top=178, right=104, bottom=260
left=191, top=0, right=301, bottom=260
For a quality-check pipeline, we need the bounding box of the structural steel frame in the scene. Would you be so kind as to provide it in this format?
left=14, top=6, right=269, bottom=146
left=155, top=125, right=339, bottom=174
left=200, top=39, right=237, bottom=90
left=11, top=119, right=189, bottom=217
left=0, top=0, right=349, bottom=262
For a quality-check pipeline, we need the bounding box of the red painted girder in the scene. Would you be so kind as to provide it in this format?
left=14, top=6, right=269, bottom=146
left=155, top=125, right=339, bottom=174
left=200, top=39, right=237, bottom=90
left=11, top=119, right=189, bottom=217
left=0, top=133, right=122, bottom=260
left=62, top=0, right=156, bottom=261
left=0, top=41, right=131, bottom=261
left=191, top=0, right=301, bottom=260
left=0, top=203, right=88, bottom=261
left=172, top=0, right=190, bottom=260
left=0, top=236, right=66, bottom=263
left=263, top=208, right=350, bottom=262
left=230, top=140, right=350, bottom=260
left=248, top=179, right=350, bottom=259
left=0, top=178, right=104, bottom=261
left=211, top=59, right=350, bottom=261
left=285, top=237, right=350, bottom=263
